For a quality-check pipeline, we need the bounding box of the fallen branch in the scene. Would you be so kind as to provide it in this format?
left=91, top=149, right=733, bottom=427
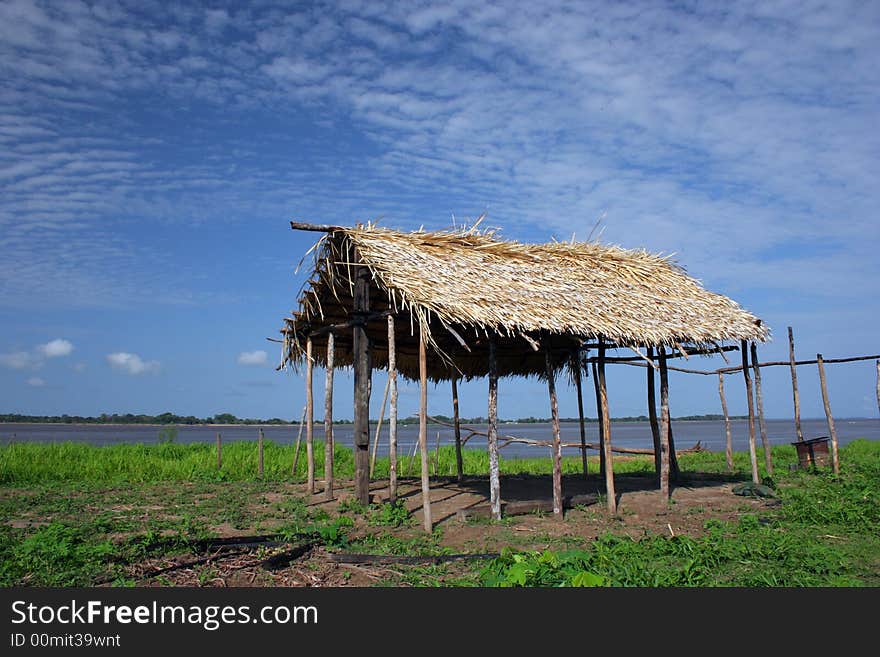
left=326, top=552, right=499, bottom=565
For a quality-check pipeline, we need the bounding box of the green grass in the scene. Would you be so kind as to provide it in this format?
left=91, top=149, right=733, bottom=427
left=0, top=438, right=877, bottom=587
left=478, top=439, right=880, bottom=587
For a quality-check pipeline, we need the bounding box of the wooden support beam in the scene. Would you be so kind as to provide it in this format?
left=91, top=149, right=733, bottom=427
left=387, top=315, right=398, bottom=503
left=597, top=338, right=616, bottom=514
left=591, top=360, right=606, bottom=479
left=418, top=330, right=433, bottom=531
left=789, top=327, right=804, bottom=442
left=741, top=340, right=760, bottom=484
left=646, top=346, right=661, bottom=484
left=572, top=351, right=589, bottom=480
left=451, top=376, right=464, bottom=483
left=658, top=347, right=671, bottom=498
left=306, top=337, right=315, bottom=494
left=323, top=332, right=335, bottom=500
left=488, top=339, right=501, bottom=520
left=817, top=354, right=840, bottom=476
left=545, top=341, right=564, bottom=518
left=718, top=373, right=734, bottom=472
left=352, top=252, right=372, bottom=505
left=290, top=220, right=346, bottom=232
left=751, top=341, right=773, bottom=477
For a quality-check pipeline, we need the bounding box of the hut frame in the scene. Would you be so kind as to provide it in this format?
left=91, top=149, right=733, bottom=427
left=280, top=220, right=777, bottom=527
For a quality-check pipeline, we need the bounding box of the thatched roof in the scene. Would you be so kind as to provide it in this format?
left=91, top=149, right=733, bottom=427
left=280, top=222, right=768, bottom=381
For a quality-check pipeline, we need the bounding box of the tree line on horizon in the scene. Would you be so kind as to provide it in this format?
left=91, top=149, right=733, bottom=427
left=0, top=412, right=745, bottom=426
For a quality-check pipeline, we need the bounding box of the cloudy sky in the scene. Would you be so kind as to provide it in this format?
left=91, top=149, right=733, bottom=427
left=1, top=0, right=878, bottom=423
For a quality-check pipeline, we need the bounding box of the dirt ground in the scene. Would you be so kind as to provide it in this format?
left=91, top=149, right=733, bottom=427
left=125, top=472, right=776, bottom=587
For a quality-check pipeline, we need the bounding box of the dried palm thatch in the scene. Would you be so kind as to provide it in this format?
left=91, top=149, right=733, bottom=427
left=280, top=222, right=768, bottom=381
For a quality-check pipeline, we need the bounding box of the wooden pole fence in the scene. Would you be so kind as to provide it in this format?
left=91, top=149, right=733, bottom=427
left=452, top=376, right=464, bottom=482
left=572, top=351, right=589, bottom=479
left=418, top=329, right=433, bottom=531
left=741, top=340, right=760, bottom=484
left=817, top=354, right=840, bottom=476
left=324, top=332, right=335, bottom=500
left=751, top=341, right=773, bottom=477
left=487, top=338, right=502, bottom=520
left=305, top=337, right=315, bottom=494
left=387, top=315, right=399, bottom=503
left=544, top=341, right=563, bottom=518
left=597, top=337, right=616, bottom=514
left=789, top=327, right=804, bottom=442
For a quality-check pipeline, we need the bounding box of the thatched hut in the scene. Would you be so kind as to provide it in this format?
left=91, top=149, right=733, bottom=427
left=280, top=221, right=768, bottom=529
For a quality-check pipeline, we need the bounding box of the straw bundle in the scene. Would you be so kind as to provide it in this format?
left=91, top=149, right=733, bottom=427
left=280, top=223, right=767, bottom=381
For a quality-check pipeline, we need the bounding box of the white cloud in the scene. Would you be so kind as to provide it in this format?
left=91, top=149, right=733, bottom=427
left=27, top=376, right=45, bottom=387
left=106, top=352, right=160, bottom=375
left=39, top=338, right=73, bottom=358
left=237, top=350, right=268, bottom=366
left=0, top=351, right=34, bottom=370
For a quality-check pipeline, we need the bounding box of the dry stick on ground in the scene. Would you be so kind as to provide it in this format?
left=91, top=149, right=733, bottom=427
left=387, top=315, right=398, bottom=502
left=741, top=340, right=760, bottom=484
left=369, top=375, right=391, bottom=478
left=216, top=432, right=222, bottom=470
left=291, top=405, right=306, bottom=477
left=451, top=376, right=464, bottom=482
left=658, top=346, right=672, bottom=498
left=487, top=338, right=502, bottom=520
left=817, top=354, right=840, bottom=476
left=305, top=337, right=315, bottom=493
left=572, top=350, right=589, bottom=479
left=718, top=373, right=734, bottom=472
left=324, top=332, right=335, bottom=500
left=591, top=360, right=606, bottom=479
left=544, top=341, right=564, bottom=518
left=789, top=326, right=804, bottom=442
left=418, top=329, right=433, bottom=531
left=258, top=428, right=264, bottom=478
left=751, top=341, right=773, bottom=477
left=597, top=337, right=617, bottom=514
left=646, top=346, right=662, bottom=484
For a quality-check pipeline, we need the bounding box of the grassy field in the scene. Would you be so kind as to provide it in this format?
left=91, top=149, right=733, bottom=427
left=0, top=438, right=877, bottom=586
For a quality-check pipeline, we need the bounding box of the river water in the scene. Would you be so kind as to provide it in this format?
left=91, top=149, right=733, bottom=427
left=2, top=418, right=878, bottom=459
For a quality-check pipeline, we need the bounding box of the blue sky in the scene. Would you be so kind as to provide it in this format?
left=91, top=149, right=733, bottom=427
left=1, top=0, right=878, bottom=423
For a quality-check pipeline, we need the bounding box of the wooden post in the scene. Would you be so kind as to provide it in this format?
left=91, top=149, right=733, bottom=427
left=451, top=376, right=464, bottom=482
left=788, top=327, right=804, bottom=442
left=258, top=428, right=264, bottom=478
left=718, top=373, right=734, bottom=472
left=572, top=350, right=589, bottom=479
left=323, top=332, right=335, bottom=500
left=291, top=405, right=306, bottom=477
left=352, top=253, right=372, bottom=505
left=388, top=315, right=398, bottom=503
left=876, top=360, right=879, bottom=416
left=741, top=340, right=760, bottom=484
left=750, top=341, right=773, bottom=477
left=369, top=376, right=391, bottom=478
left=544, top=342, right=563, bottom=518
left=488, top=338, right=502, bottom=520
left=591, top=360, right=606, bottom=479
left=658, top=347, right=672, bottom=498
left=646, top=346, right=661, bottom=482
left=597, top=338, right=616, bottom=514
left=418, top=329, right=433, bottom=531
left=817, top=354, right=840, bottom=476
left=216, top=432, right=222, bottom=470
left=305, top=337, right=315, bottom=493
